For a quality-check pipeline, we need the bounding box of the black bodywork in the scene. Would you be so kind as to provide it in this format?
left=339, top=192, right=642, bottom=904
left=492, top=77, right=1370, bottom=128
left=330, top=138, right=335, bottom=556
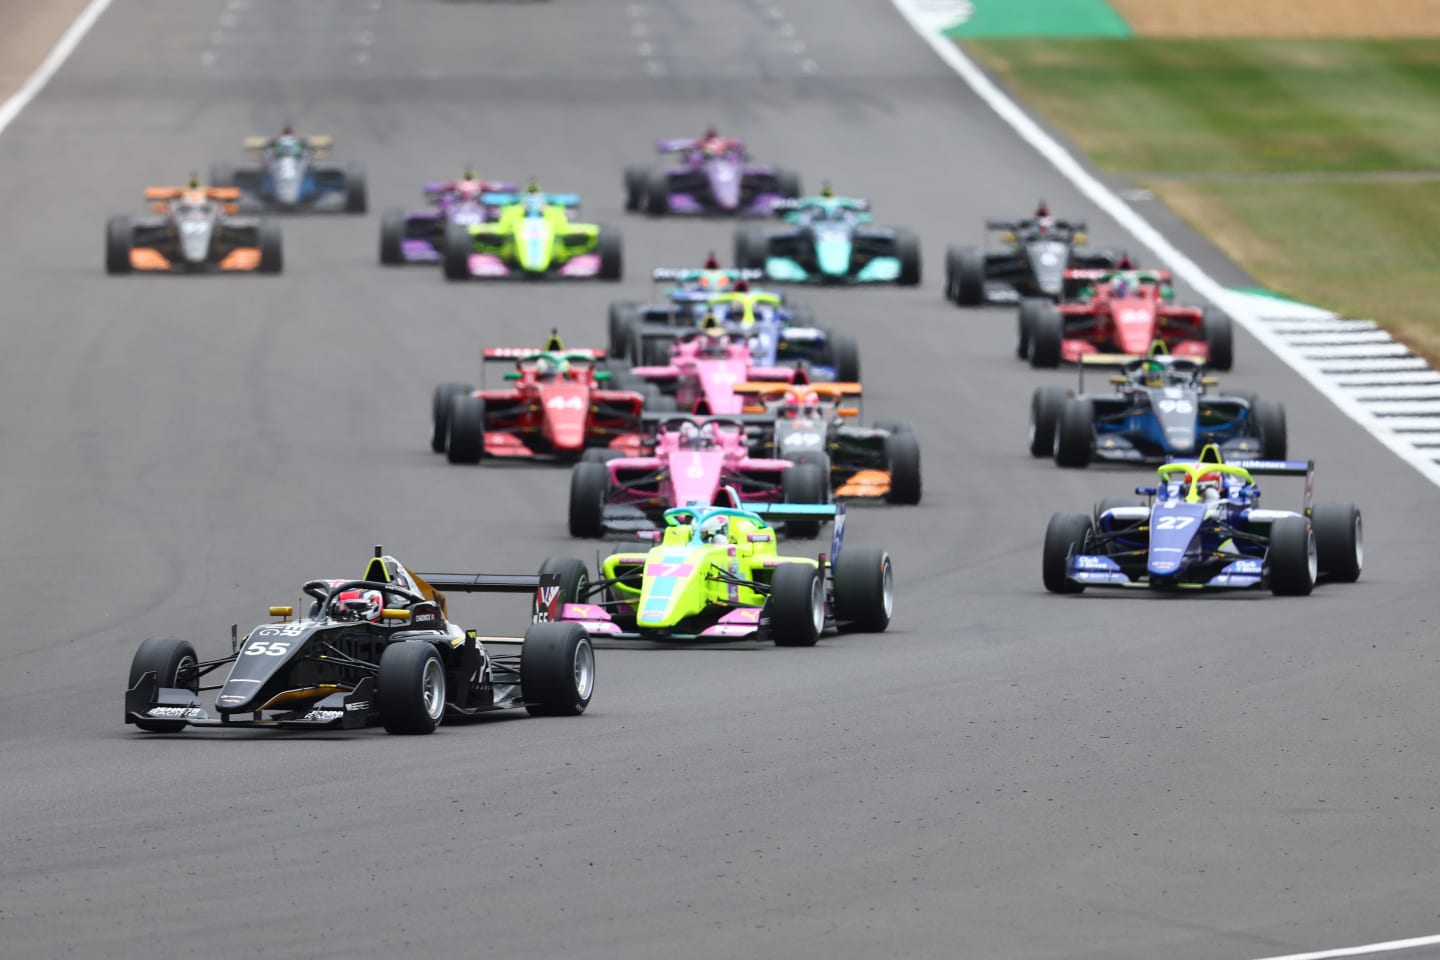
left=947, top=218, right=1127, bottom=304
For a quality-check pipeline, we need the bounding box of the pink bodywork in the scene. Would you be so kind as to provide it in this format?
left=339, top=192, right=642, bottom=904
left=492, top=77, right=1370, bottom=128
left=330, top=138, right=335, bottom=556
left=560, top=600, right=763, bottom=639
left=466, top=252, right=602, bottom=278
left=603, top=419, right=792, bottom=512
left=631, top=337, right=802, bottom=414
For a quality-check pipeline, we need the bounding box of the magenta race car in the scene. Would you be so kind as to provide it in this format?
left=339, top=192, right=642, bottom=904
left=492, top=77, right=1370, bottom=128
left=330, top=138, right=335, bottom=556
left=624, top=130, right=802, bottom=217
left=379, top=173, right=517, bottom=264
left=628, top=322, right=806, bottom=415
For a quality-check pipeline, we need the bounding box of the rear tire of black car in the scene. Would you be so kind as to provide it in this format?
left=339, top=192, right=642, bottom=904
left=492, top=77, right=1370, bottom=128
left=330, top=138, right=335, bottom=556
left=1203, top=308, right=1234, bottom=371
left=635, top=326, right=672, bottom=367
left=608, top=302, right=642, bottom=362
left=105, top=215, right=133, bottom=274
left=378, top=642, right=446, bottom=735
left=431, top=382, right=474, bottom=453
left=1269, top=516, right=1317, bottom=596
left=623, top=165, right=648, bottom=212
left=568, top=463, right=610, bottom=538
left=521, top=622, right=594, bottom=716
left=782, top=464, right=827, bottom=538
left=1255, top=398, right=1287, bottom=460
left=1311, top=501, right=1363, bottom=583
left=597, top=226, right=623, bottom=281
left=446, top=395, right=486, bottom=464
left=1017, top=297, right=1049, bottom=359
left=769, top=563, right=823, bottom=647
left=894, top=229, right=921, bottom=287
left=257, top=220, right=283, bottom=274
left=380, top=208, right=406, bottom=264
left=344, top=164, right=367, bottom=213
left=775, top=169, right=802, bottom=199
left=128, top=637, right=199, bottom=732
left=644, top=171, right=669, bottom=216
left=1029, top=387, right=1067, bottom=458
left=884, top=431, right=922, bottom=505
left=442, top=221, right=472, bottom=281
left=1042, top=513, right=1093, bottom=594
left=1053, top=398, right=1093, bottom=468
left=948, top=245, right=984, bottom=306
left=789, top=450, right=832, bottom=500
left=1029, top=302, right=1064, bottom=368
left=832, top=547, right=893, bottom=632
left=826, top=333, right=861, bottom=382
left=734, top=226, right=767, bottom=271
left=539, top=556, right=590, bottom=605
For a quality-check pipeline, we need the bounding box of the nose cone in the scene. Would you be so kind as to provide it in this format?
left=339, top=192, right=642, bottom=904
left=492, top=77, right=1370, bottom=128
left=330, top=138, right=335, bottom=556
left=1146, top=502, right=1208, bottom=578
left=813, top=231, right=852, bottom=276
left=667, top=450, right=726, bottom=507
left=273, top=157, right=303, bottom=203
left=708, top=159, right=742, bottom=209
left=538, top=384, right=591, bottom=451
left=1110, top=299, right=1158, bottom=355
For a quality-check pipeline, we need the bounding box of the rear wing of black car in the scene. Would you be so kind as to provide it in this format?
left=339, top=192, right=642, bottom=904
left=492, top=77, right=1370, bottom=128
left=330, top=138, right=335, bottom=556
left=412, top=572, right=563, bottom=623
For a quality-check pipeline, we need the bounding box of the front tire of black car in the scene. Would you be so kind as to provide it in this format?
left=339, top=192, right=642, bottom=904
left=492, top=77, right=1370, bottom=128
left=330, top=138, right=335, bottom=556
left=568, top=463, right=610, bottom=538
left=769, top=563, right=824, bottom=647
left=832, top=548, right=893, bottom=632
left=1269, top=516, right=1317, bottom=596
left=521, top=622, right=595, bottom=716
left=947, top=245, right=984, bottom=306
left=128, top=637, right=199, bottom=732
left=1311, top=501, right=1363, bottom=583
left=1053, top=398, right=1094, bottom=468
left=378, top=642, right=446, bottom=735
left=1029, top=387, right=1067, bottom=458
left=431, top=382, right=473, bottom=454
left=1042, top=513, right=1093, bottom=594
left=446, top=395, right=486, bottom=464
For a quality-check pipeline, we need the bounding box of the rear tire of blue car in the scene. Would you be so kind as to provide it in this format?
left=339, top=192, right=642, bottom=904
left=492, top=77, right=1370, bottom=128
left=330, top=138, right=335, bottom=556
left=128, top=637, right=199, bottom=733
left=380, top=208, right=406, bottom=264
left=1203, top=308, right=1234, bottom=371
left=1053, top=398, right=1094, bottom=468
left=1029, top=387, right=1066, bottom=458
left=1043, top=513, right=1093, bottom=594
left=568, top=464, right=609, bottom=539
left=894, top=229, right=921, bottom=286
left=442, top=221, right=472, bottom=281
left=782, top=464, right=827, bottom=538
left=826, top=333, right=860, bottom=383
left=884, top=432, right=922, bottom=505
left=947, top=245, right=984, bottom=306
left=833, top=548, right=893, bottom=633
left=343, top=164, right=367, bottom=213
left=1029, top=303, right=1064, bottom=368
left=431, top=382, right=473, bottom=454
left=1311, top=501, right=1363, bottom=583
left=521, top=622, right=595, bottom=716
left=769, top=564, right=823, bottom=647
left=446, top=395, right=485, bottom=464
left=378, top=642, right=446, bottom=735
left=1255, top=398, right=1287, bottom=460
left=105, top=215, right=133, bottom=274
left=597, top=226, right=623, bottom=281
left=734, top=226, right=767, bottom=271
left=257, top=220, right=283, bottom=274
left=1269, top=517, right=1317, bottom=596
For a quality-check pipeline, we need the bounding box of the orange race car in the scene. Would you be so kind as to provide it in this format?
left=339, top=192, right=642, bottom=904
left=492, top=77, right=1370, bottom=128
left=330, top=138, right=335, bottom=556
left=105, top=179, right=283, bottom=274
left=736, top=382, right=922, bottom=504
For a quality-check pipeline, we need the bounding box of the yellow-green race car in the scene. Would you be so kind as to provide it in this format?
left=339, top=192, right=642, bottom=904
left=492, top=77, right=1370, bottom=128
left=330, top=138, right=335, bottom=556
left=538, top=493, right=893, bottom=646
left=443, top=186, right=622, bottom=281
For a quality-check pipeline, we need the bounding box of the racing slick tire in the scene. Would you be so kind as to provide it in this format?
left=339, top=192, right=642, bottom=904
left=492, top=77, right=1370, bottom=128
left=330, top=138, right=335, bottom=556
left=1053, top=398, right=1094, bottom=468
left=442, top=220, right=473, bottom=281
left=1268, top=516, right=1317, bottom=596
left=644, top=170, right=670, bottom=216
left=105, top=215, right=133, bottom=274
left=782, top=464, right=828, bottom=538
left=1042, top=512, right=1093, bottom=594
left=380, top=208, right=407, bottom=264
left=608, top=301, right=643, bottom=362
left=378, top=642, right=446, bottom=735
left=596, top=226, right=624, bottom=281
left=624, top=165, right=648, bottom=212
left=645, top=392, right=678, bottom=413
left=568, top=463, right=610, bottom=538
left=127, top=637, right=199, bottom=732
left=446, top=395, right=486, bottom=464
left=1017, top=297, right=1049, bottom=359
left=1255, top=398, right=1288, bottom=460
left=832, top=547, right=894, bottom=633
left=789, top=450, right=832, bottom=501
left=1028, top=302, right=1064, bottom=368
left=946, top=244, right=984, bottom=305
left=1028, top=387, right=1067, bottom=458
left=208, top=163, right=235, bottom=187
left=520, top=622, right=595, bottom=716
left=894, top=229, right=922, bottom=287
left=1311, top=501, right=1363, bottom=583
left=873, top=420, right=915, bottom=435
left=431, top=382, right=474, bottom=453
left=634, top=326, right=673, bottom=367
left=539, top=556, right=591, bottom=605
left=775, top=169, right=803, bottom=199
left=734, top=226, right=768, bottom=271
left=257, top=219, right=283, bottom=274
left=1223, top=390, right=1258, bottom=410
left=1203, top=308, right=1234, bottom=371
left=768, top=563, right=824, bottom=647
left=343, top=164, right=367, bottom=213
left=825, top=333, right=861, bottom=383
left=884, top=431, right=922, bottom=505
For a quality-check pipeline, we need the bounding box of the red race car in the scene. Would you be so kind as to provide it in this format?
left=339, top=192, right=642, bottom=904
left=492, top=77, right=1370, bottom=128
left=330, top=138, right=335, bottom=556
left=432, top=332, right=650, bottom=463
left=1019, top=269, right=1233, bottom=370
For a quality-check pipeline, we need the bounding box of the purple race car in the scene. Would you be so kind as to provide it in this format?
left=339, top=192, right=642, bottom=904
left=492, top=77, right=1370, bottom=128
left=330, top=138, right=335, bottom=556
left=624, top=130, right=801, bottom=218
left=379, top=173, right=518, bottom=264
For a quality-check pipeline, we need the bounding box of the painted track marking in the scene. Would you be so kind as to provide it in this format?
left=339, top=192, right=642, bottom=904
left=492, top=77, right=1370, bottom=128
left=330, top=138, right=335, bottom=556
left=0, top=0, right=116, bottom=138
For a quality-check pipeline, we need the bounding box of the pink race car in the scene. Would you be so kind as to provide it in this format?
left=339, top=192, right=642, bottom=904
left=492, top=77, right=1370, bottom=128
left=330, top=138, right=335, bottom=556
left=628, top=323, right=805, bottom=415
left=567, top=415, right=830, bottom=539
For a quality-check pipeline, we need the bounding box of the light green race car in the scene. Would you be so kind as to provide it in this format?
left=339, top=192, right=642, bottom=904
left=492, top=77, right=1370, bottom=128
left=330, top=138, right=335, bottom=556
left=443, top=187, right=622, bottom=281
left=539, top=497, right=894, bottom=646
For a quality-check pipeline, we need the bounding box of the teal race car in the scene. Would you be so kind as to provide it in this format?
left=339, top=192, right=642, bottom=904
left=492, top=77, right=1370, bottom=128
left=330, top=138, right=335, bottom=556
left=443, top=185, right=622, bottom=281
left=733, top=191, right=920, bottom=286
left=539, top=495, right=894, bottom=646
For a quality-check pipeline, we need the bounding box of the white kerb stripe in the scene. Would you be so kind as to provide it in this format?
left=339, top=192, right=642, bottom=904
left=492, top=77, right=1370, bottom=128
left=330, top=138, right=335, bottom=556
left=0, top=0, right=118, bottom=138
left=1247, top=931, right=1440, bottom=960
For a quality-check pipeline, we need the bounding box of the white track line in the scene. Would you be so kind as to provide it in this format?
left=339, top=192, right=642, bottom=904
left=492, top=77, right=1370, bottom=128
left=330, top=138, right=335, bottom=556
left=1248, top=932, right=1440, bottom=960
left=0, top=0, right=117, bottom=137
left=886, top=0, right=1440, bottom=488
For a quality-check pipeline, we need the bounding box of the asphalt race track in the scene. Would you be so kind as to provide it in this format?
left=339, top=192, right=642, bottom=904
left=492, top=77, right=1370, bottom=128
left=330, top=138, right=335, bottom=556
left=2, top=2, right=1438, bottom=958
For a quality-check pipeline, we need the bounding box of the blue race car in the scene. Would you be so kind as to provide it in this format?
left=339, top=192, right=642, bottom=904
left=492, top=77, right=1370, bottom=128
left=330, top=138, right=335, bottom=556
left=1042, top=445, right=1363, bottom=596
left=1029, top=348, right=1286, bottom=468
left=733, top=190, right=920, bottom=286
left=210, top=130, right=365, bottom=214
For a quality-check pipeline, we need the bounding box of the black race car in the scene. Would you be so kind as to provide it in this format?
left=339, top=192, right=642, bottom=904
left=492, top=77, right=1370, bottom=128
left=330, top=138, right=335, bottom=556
left=124, top=550, right=593, bottom=736
left=944, top=203, right=1128, bottom=305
